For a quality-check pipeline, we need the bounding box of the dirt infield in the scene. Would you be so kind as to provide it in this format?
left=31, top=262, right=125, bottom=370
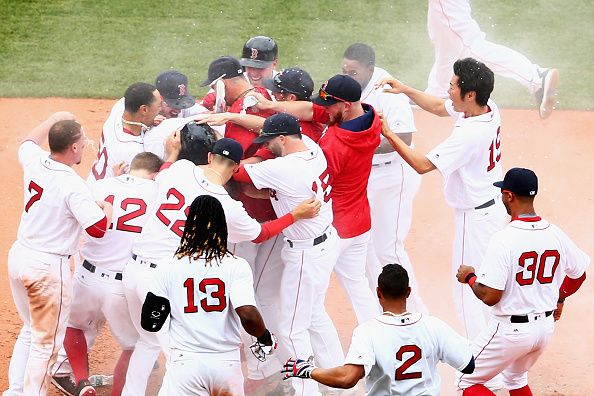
left=0, top=98, right=592, bottom=395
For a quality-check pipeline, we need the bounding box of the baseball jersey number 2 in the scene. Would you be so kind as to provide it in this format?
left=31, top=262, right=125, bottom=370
left=183, top=277, right=227, bottom=313
left=25, top=180, right=44, bottom=213
left=155, top=188, right=191, bottom=237
left=395, top=345, right=422, bottom=380
left=516, top=250, right=560, bottom=286
left=486, top=127, right=502, bottom=172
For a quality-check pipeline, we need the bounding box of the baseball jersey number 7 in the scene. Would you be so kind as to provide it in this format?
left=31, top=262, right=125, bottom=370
left=24, top=180, right=44, bottom=213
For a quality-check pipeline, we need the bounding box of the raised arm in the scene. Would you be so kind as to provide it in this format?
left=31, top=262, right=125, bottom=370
left=247, top=91, right=314, bottom=121
left=23, top=111, right=76, bottom=145
left=376, top=78, right=448, bottom=117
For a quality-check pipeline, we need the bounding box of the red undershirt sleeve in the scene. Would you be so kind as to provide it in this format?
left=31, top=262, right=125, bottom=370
left=85, top=216, right=108, bottom=238
left=559, top=272, right=586, bottom=300
left=160, top=162, right=173, bottom=171
left=233, top=165, right=254, bottom=184
left=252, top=213, right=295, bottom=243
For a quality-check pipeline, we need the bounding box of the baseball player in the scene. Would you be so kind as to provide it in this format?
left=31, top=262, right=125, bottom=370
left=249, top=74, right=383, bottom=325
left=5, top=113, right=111, bottom=396
left=456, top=167, right=589, bottom=395
left=282, top=264, right=475, bottom=395
left=341, top=43, right=426, bottom=313
left=153, top=70, right=207, bottom=124
left=54, top=152, right=163, bottom=396
left=377, top=58, right=508, bottom=345
left=234, top=113, right=345, bottom=396
left=88, top=83, right=161, bottom=181
left=426, top=0, right=559, bottom=119
left=141, top=195, right=278, bottom=396
left=123, top=135, right=320, bottom=396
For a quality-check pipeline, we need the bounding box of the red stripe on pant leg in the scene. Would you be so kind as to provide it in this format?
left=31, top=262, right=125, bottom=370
left=458, top=322, right=500, bottom=390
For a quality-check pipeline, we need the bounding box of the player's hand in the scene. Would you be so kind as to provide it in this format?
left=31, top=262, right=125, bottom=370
left=246, top=91, right=274, bottom=111
left=164, top=128, right=182, bottom=161
left=153, top=114, right=166, bottom=126
left=49, top=111, right=77, bottom=123
left=249, top=331, right=278, bottom=362
left=456, top=265, right=476, bottom=283
left=554, top=300, right=564, bottom=321
left=292, top=198, right=321, bottom=220
left=375, top=77, right=408, bottom=95
left=281, top=356, right=316, bottom=380
left=198, top=112, right=233, bottom=126
left=112, top=160, right=129, bottom=177
left=377, top=112, right=394, bottom=138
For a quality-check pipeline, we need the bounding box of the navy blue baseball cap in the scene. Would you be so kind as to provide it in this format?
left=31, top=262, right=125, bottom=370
left=253, top=113, right=302, bottom=144
left=263, top=67, right=314, bottom=100
left=201, top=56, right=244, bottom=87
left=494, top=167, right=538, bottom=196
left=212, top=138, right=243, bottom=164
left=311, top=74, right=361, bottom=106
left=155, top=71, right=196, bottom=110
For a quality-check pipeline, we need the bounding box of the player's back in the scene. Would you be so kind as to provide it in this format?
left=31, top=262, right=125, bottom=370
left=152, top=253, right=254, bottom=357
left=348, top=313, right=471, bottom=396
left=81, top=174, right=158, bottom=271
left=485, top=218, right=591, bottom=316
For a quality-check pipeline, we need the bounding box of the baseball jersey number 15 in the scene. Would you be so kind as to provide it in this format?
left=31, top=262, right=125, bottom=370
left=311, top=168, right=331, bottom=203
left=486, top=127, right=502, bottom=172
left=183, top=277, right=227, bottom=313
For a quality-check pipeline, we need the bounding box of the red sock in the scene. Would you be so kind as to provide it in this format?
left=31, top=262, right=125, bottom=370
left=111, top=349, right=133, bottom=396
left=463, top=384, right=497, bottom=396
left=509, top=385, right=533, bottom=396
left=63, top=327, right=89, bottom=382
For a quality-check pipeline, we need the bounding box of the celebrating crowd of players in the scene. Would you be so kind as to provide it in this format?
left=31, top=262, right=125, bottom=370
left=5, top=33, right=589, bottom=396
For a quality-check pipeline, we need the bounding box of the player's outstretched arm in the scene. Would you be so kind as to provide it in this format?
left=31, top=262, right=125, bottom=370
left=247, top=91, right=314, bottom=121
left=282, top=357, right=364, bottom=389
left=22, top=111, right=77, bottom=145
left=375, top=78, right=448, bottom=117
left=199, top=112, right=265, bottom=134
left=236, top=306, right=278, bottom=362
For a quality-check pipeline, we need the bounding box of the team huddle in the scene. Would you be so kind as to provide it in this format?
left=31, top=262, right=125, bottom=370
left=4, top=20, right=590, bottom=396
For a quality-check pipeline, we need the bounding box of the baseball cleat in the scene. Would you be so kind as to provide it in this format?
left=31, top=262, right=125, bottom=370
left=537, top=68, right=559, bottom=119
left=51, top=375, right=76, bottom=396
left=75, top=379, right=97, bottom=396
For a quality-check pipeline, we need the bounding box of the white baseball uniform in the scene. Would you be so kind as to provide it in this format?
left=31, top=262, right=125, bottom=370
left=345, top=312, right=472, bottom=395
left=6, top=141, right=104, bottom=395
left=149, top=253, right=257, bottom=396
left=362, top=66, right=426, bottom=313
left=426, top=99, right=508, bottom=341
left=426, top=0, right=547, bottom=97
left=458, top=217, right=590, bottom=390
left=123, top=160, right=262, bottom=396
left=244, top=136, right=345, bottom=396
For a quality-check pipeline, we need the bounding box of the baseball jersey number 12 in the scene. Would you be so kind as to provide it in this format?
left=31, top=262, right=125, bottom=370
left=183, top=277, right=227, bottom=313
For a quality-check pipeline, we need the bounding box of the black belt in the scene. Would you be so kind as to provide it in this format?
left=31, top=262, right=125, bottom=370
left=82, top=260, right=123, bottom=281
left=510, top=310, right=553, bottom=323
left=372, top=160, right=393, bottom=167
left=287, top=233, right=328, bottom=248
left=474, top=199, right=495, bottom=210
left=131, top=254, right=157, bottom=268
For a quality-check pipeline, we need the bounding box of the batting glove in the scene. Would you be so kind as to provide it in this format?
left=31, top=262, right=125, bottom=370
left=249, top=330, right=278, bottom=362
left=281, top=356, right=316, bottom=380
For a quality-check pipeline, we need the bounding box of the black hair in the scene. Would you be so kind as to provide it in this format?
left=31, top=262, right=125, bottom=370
left=124, top=82, right=158, bottom=113
left=453, top=58, right=494, bottom=106
left=48, top=120, right=82, bottom=153
left=378, top=263, right=409, bottom=299
left=175, top=195, right=229, bottom=264
left=343, top=43, right=375, bottom=66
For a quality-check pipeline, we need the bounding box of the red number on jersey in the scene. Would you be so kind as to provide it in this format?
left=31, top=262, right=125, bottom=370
left=183, top=277, right=227, bottom=313
left=516, top=250, right=560, bottom=286
left=104, top=195, right=147, bottom=233
left=395, top=345, right=422, bottom=380
left=155, top=188, right=189, bottom=237
left=91, top=133, right=108, bottom=180
left=486, top=127, right=502, bottom=172
left=311, top=168, right=331, bottom=203
left=25, top=181, right=44, bottom=213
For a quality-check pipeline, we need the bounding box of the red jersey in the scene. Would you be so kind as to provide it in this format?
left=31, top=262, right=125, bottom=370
left=299, top=120, right=324, bottom=143
left=313, top=103, right=381, bottom=238
left=227, top=87, right=276, bottom=222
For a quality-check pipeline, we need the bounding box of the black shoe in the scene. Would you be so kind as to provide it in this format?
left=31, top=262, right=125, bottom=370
left=51, top=375, right=76, bottom=396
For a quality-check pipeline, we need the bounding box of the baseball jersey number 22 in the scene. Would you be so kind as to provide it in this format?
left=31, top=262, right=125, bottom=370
left=183, top=277, right=227, bottom=313
left=395, top=345, right=422, bottom=380
left=155, top=188, right=191, bottom=237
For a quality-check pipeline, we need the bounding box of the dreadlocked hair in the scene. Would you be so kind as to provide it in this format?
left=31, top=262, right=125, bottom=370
left=175, top=195, right=230, bottom=264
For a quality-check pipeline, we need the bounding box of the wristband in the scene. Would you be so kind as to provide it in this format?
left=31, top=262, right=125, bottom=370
left=464, top=272, right=477, bottom=287
left=257, top=329, right=272, bottom=345
left=557, top=297, right=565, bottom=304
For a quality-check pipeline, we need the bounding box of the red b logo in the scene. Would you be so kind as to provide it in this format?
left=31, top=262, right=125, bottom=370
left=250, top=48, right=258, bottom=59
left=178, top=84, right=186, bottom=96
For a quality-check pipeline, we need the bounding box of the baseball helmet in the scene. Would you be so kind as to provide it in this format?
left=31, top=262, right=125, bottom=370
left=240, top=36, right=278, bottom=69
left=179, top=121, right=216, bottom=165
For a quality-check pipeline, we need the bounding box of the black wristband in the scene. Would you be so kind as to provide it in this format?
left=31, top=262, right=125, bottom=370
left=257, top=329, right=272, bottom=345
left=464, top=272, right=477, bottom=284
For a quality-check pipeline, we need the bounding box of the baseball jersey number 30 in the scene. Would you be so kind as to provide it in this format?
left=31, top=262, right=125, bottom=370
left=516, top=250, right=560, bottom=286
left=183, top=277, right=227, bottom=313
left=395, top=344, right=422, bottom=380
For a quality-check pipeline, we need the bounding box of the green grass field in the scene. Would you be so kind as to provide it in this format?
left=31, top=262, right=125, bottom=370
left=0, top=0, right=592, bottom=110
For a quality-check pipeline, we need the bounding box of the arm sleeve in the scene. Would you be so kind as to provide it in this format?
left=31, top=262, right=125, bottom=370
left=432, top=317, right=474, bottom=372
left=477, top=236, right=509, bottom=291
left=253, top=146, right=275, bottom=160
left=225, top=199, right=264, bottom=243
left=344, top=325, right=375, bottom=376
left=312, top=104, right=330, bottom=124
left=229, top=258, right=258, bottom=309
left=18, top=140, right=46, bottom=167
left=67, top=182, right=107, bottom=230
left=85, top=216, right=108, bottom=238
left=233, top=165, right=254, bottom=184
left=426, top=128, right=476, bottom=178
left=252, top=213, right=295, bottom=243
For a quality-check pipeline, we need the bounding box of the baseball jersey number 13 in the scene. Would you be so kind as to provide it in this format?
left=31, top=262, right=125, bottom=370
left=183, top=277, right=227, bottom=313
left=395, top=344, right=422, bottom=380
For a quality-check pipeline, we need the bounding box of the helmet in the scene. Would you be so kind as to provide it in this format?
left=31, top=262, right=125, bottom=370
left=240, top=36, right=278, bottom=69
left=179, top=122, right=216, bottom=165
